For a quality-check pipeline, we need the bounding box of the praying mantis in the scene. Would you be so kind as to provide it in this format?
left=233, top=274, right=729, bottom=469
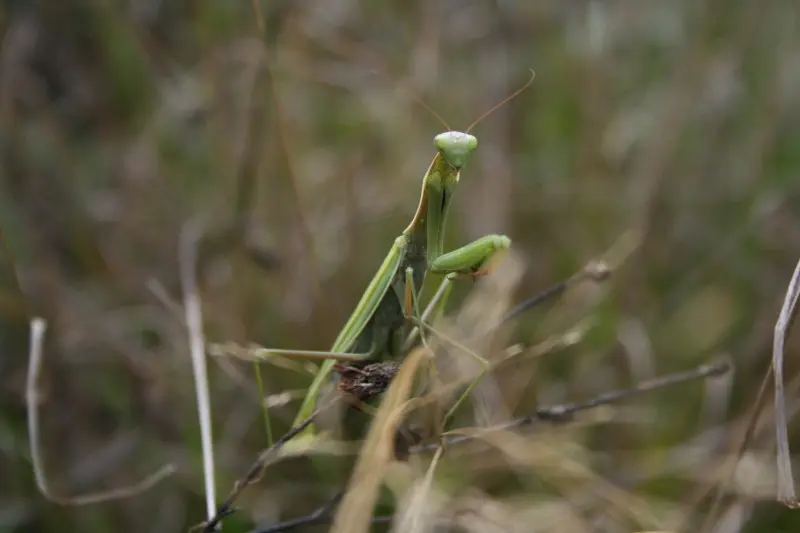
left=212, top=74, right=537, bottom=449
left=235, top=132, right=509, bottom=438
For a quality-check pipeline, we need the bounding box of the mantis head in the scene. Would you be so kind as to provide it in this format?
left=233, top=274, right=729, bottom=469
left=434, top=131, right=478, bottom=169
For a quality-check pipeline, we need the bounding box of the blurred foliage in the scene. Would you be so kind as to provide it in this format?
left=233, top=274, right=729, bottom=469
left=2, top=0, right=800, bottom=532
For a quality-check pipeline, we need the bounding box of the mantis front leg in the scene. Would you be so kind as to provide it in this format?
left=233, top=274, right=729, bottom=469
left=429, top=234, right=511, bottom=277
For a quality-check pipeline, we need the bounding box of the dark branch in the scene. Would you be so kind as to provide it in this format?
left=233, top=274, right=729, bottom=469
left=200, top=404, right=330, bottom=533
left=411, top=358, right=731, bottom=451
left=248, top=491, right=343, bottom=533
left=500, top=259, right=611, bottom=325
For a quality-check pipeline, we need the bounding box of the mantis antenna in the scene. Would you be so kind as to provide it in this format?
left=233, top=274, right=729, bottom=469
left=408, top=69, right=536, bottom=133
left=466, top=69, right=536, bottom=132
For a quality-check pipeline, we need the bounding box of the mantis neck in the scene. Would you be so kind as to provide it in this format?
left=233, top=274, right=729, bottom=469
left=403, top=153, right=460, bottom=265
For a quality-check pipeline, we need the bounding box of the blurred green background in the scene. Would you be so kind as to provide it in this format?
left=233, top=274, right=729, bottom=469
left=2, top=0, right=800, bottom=532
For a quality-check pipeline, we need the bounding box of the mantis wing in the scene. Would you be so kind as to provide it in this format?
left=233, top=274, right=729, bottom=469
left=290, top=235, right=409, bottom=429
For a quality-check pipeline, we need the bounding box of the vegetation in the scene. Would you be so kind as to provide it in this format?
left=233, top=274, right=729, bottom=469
left=2, top=1, right=800, bottom=532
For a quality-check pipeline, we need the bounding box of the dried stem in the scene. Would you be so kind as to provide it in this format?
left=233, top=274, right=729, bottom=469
left=26, top=318, right=175, bottom=505
left=772, top=256, right=800, bottom=507
left=179, top=220, right=217, bottom=521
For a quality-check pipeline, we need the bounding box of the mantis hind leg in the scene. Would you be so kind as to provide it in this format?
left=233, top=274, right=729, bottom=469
left=207, top=344, right=376, bottom=363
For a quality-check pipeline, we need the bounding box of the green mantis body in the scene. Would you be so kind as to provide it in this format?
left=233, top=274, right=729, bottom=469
left=245, top=132, right=511, bottom=443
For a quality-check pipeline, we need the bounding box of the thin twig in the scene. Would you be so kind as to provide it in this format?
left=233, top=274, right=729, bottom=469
left=533, top=359, right=731, bottom=420
left=772, top=256, right=800, bottom=507
left=413, top=358, right=732, bottom=452
left=179, top=220, right=217, bottom=521
left=500, top=278, right=569, bottom=323
left=200, top=403, right=334, bottom=533
left=501, top=259, right=611, bottom=325
left=26, top=318, right=176, bottom=505
left=248, top=491, right=344, bottom=533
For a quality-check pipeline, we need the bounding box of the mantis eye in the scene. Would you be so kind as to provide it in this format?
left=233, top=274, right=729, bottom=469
left=434, top=131, right=478, bottom=169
